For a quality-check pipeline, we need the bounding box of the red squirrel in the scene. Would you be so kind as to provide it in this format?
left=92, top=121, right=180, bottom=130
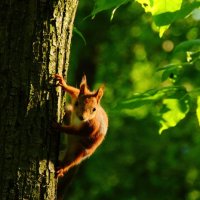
left=54, top=74, right=108, bottom=178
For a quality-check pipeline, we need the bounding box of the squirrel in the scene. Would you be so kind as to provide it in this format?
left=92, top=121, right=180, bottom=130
left=54, top=74, right=108, bottom=178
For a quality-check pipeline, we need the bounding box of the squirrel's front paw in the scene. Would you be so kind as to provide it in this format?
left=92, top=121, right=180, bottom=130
left=56, top=168, right=65, bottom=178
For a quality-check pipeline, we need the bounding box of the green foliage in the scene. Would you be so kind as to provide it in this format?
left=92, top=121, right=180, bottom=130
left=115, top=86, right=191, bottom=133
left=158, top=97, right=190, bottom=134
left=67, top=0, right=200, bottom=199
left=197, top=96, right=200, bottom=126
left=158, top=64, right=183, bottom=82
left=90, top=0, right=200, bottom=36
left=136, top=0, right=200, bottom=36
left=91, top=0, right=131, bottom=19
left=73, top=27, right=86, bottom=45
left=174, top=39, right=200, bottom=53
left=111, top=36, right=200, bottom=133
left=153, top=2, right=200, bottom=26
left=71, top=0, right=200, bottom=134
left=115, top=86, right=187, bottom=110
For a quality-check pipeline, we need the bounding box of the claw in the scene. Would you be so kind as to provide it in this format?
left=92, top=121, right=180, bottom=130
left=54, top=74, right=67, bottom=88
left=56, top=168, right=64, bottom=178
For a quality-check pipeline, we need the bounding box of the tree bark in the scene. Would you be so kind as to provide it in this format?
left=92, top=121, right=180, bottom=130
left=0, top=0, right=78, bottom=199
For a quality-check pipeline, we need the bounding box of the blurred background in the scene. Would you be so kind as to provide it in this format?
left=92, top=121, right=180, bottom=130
left=65, top=1, right=200, bottom=200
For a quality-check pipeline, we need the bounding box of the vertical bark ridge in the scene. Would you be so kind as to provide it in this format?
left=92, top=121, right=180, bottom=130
left=0, top=0, right=79, bottom=199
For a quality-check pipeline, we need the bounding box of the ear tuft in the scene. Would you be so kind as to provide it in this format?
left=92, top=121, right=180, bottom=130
left=80, top=74, right=87, bottom=86
left=79, top=74, right=88, bottom=95
left=95, top=86, right=104, bottom=103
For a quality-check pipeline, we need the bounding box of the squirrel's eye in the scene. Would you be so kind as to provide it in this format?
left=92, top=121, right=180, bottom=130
left=75, top=101, right=78, bottom=106
left=92, top=108, right=96, bottom=112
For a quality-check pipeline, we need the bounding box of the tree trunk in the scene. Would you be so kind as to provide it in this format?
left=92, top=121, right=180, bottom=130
left=0, top=0, right=78, bottom=199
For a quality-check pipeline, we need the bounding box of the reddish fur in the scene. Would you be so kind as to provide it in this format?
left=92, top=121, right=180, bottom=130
left=55, top=74, right=108, bottom=177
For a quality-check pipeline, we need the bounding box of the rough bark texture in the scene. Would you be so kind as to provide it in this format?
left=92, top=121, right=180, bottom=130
left=0, top=0, right=78, bottom=199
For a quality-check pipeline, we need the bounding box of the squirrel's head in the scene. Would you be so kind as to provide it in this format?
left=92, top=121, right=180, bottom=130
left=74, top=75, right=104, bottom=121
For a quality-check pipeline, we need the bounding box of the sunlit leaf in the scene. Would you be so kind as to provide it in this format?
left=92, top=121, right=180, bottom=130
left=196, top=96, right=200, bottom=126
left=153, top=2, right=200, bottom=26
left=136, top=1, right=200, bottom=37
left=91, top=0, right=130, bottom=18
left=158, top=25, right=170, bottom=38
left=135, top=0, right=182, bottom=14
left=152, top=0, right=182, bottom=15
left=135, top=0, right=152, bottom=13
left=136, top=0, right=182, bottom=36
left=158, top=97, right=190, bottom=134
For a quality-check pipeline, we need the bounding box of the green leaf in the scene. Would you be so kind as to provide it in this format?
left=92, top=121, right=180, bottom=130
left=115, top=88, right=161, bottom=110
left=158, top=96, right=190, bottom=134
left=136, top=0, right=182, bottom=14
left=196, top=96, right=200, bottom=126
left=136, top=1, right=200, bottom=37
left=158, top=25, right=170, bottom=38
left=153, top=2, right=200, bottom=26
left=174, top=39, right=200, bottom=53
left=115, top=86, right=187, bottom=110
left=110, top=6, right=119, bottom=21
left=73, top=27, right=86, bottom=46
left=157, top=64, right=182, bottom=82
left=136, top=0, right=183, bottom=36
left=114, top=86, right=189, bottom=133
left=91, top=0, right=130, bottom=18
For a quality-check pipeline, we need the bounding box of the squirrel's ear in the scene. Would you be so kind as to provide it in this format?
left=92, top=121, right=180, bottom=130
left=80, top=83, right=86, bottom=95
left=94, top=86, right=104, bottom=103
left=79, top=74, right=88, bottom=95
left=80, top=74, right=87, bottom=87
